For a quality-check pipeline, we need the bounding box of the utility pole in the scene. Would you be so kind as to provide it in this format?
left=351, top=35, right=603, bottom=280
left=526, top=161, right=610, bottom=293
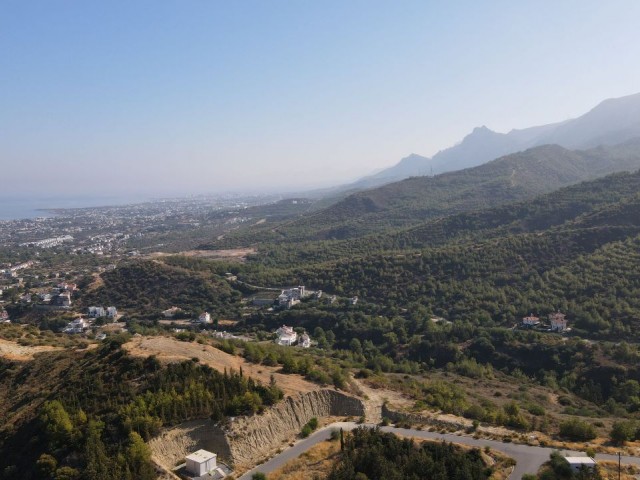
left=618, top=451, right=621, bottom=480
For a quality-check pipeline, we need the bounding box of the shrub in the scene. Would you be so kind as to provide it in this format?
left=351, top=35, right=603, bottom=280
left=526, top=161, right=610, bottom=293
left=308, top=417, right=319, bottom=430
left=610, top=420, right=636, bottom=445
left=301, top=424, right=312, bottom=438
left=559, top=418, right=596, bottom=441
left=526, top=404, right=545, bottom=416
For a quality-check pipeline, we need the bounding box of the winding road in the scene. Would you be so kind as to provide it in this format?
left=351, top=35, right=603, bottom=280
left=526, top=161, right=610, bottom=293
left=239, top=421, right=640, bottom=479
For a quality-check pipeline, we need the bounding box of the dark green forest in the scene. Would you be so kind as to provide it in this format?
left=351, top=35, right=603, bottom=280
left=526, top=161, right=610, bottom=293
left=328, top=427, right=490, bottom=480
left=79, top=260, right=243, bottom=319
left=0, top=337, right=282, bottom=480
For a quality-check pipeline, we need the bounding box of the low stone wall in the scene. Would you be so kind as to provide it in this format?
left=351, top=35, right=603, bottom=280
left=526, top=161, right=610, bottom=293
left=381, top=404, right=467, bottom=430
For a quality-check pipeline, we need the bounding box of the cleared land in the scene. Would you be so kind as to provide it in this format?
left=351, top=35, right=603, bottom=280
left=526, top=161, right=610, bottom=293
left=0, top=338, right=61, bottom=360
left=124, top=336, right=318, bottom=396
left=146, top=248, right=256, bottom=261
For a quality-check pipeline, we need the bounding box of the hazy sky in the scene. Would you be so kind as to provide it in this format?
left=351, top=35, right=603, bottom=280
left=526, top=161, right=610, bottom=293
left=2, top=1, right=640, bottom=197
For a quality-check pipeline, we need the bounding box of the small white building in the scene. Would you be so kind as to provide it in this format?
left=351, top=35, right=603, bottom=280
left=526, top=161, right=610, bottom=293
left=276, top=325, right=297, bottom=346
left=163, top=306, right=182, bottom=318
left=106, top=306, right=118, bottom=319
left=522, top=314, right=540, bottom=327
left=185, top=449, right=217, bottom=477
left=564, top=456, right=596, bottom=473
left=64, top=318, right=88, bottom=334
left=299, top=333, right=311, bottom=348
left=88, top=306, right=106, bottom=318
left=198, top=312, right=212, bottom=324
left=349, top=296, right=358, bottom=306
left=549, top=312, right=568, bottom=331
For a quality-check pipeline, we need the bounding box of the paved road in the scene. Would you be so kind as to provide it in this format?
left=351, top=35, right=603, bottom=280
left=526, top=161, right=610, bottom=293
left=239, top=422, right=640, bottom=480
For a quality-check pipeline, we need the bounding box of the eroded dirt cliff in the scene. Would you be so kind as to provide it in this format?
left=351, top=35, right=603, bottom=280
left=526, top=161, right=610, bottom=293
left=149, top=389, right=365, bottom=474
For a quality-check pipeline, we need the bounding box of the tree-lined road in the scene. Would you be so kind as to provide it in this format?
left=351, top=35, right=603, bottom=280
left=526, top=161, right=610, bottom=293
left=240, top=421, right=640, bottom=479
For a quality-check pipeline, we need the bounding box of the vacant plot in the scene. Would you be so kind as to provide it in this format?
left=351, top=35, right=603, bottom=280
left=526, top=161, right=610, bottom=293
left=124, top=336, right=318, bottom=396
left=0, top=338, right=61, bottom=360
left=147, top=248, right=256, bottom=262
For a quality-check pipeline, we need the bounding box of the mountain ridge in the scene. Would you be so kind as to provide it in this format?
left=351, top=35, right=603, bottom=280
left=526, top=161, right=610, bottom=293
left=349, top=91, right=640, bottom=190
left=268, top=139, right=640, bottom=241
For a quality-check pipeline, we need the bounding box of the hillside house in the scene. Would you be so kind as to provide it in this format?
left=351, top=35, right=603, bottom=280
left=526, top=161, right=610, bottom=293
left=63, top=318, right=88, bottom=334
left=163, top=306, right=182, bottom=318
left=522, top=314, right=540, bottom=327
left=549, top=312, right=568, bottom=331
left=198, top=312, right=212, bottom=324
left=299, top=333, right=311, bottom=348
left=276, top=325, right=297, bottom=346
left=349, top=296, right=358, bottom=306
left=185, top=449, right=217, bottom=477
left=88, top=306, right=107, bottom=318
left=51, top=292, right=72, bottom=308
left=277, top=286, right=306, bottom=309
left=106, top=306, right=118, bottom=319
left=0, top=310, right=9, bottom=322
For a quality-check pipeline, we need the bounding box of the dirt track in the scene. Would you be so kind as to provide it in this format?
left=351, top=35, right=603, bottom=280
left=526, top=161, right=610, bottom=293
left=124, top=336, right=318, bottom=396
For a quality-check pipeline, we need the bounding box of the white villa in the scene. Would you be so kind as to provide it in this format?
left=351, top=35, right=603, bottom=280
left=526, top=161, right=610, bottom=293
left=198, top=312, right=212, bottom=324
left=162, top=306, right=182, bottom=318
left=276, top=325, right=297, bottom=346
left=522, top=314, right=540, bottom=327
left=106, top=306, right=118, bottom=318
left=277, top=286, right=306, bottom=309
left=88, top=306, right=106, bottom=318
left=549, top=312, right=568, bottom=331
left=63, top=318, right=88, bottom=334
left=299, top=333, right=311, bottom=348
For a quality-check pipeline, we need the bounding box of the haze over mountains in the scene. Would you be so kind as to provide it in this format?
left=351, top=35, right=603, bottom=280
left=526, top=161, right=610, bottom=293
left=266, top=139, right=640, bottom=241
left=352, top=92, right=640, bottom=189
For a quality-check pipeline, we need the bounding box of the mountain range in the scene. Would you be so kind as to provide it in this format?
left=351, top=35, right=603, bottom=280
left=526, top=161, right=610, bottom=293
left=267, top=138, right=640, bottom=241
left=350, top=91, right=640, bottom=189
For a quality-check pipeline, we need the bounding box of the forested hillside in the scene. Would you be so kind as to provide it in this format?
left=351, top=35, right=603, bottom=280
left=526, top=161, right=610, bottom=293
left=233, top=140, right=640, bottom=242
left=79, top=260, right=243, bottom=319
left=0, top=338, right=282, bottom=480
left=214, top=168, right=640, bottom=339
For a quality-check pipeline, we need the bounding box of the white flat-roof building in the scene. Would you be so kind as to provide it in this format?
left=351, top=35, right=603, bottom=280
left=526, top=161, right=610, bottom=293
left=199, top=312, right=212, bottom=324
left=564, top=456, right=596, bottom=473
left=276, top=325, right=297, bottom=346
left=186, top=449, right=217, bottom=477
left=64, top=318, right=88, bottom=334
left=106, top=306, right=118, bottom=318
left=88, top=306, right=106, bottom=318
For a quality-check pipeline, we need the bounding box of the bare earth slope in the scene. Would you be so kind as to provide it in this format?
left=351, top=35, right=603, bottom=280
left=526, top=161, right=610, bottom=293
left=0, top=338, right=61, bottom=361
left=124, top=336, right=318, bottom=396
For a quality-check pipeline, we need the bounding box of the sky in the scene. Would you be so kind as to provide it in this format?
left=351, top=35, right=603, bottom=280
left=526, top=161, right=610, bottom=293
left=1, top=1, right=640, bottom=198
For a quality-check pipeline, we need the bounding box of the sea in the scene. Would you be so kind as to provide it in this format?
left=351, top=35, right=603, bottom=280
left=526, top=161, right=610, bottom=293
left=0, top=195, right=150, bottom=221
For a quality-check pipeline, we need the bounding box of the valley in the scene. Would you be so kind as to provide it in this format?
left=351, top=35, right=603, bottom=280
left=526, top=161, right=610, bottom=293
left=2, top=93, right=640, bottom=480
